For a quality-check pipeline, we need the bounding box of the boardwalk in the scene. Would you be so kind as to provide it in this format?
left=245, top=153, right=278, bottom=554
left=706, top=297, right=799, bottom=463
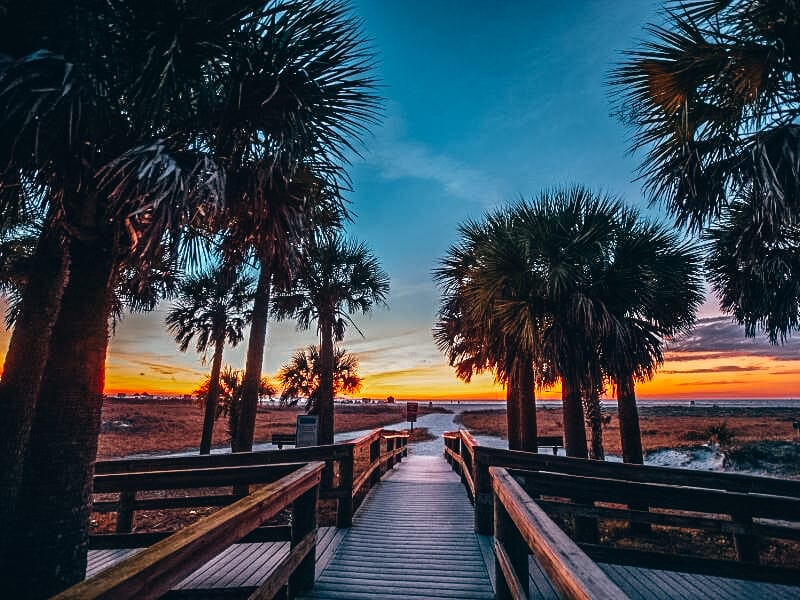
left=299, top=454, right=494, bottom=600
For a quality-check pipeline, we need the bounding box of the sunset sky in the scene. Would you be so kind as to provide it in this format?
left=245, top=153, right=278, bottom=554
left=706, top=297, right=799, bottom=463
left=2, top=1, right=800, bottom=400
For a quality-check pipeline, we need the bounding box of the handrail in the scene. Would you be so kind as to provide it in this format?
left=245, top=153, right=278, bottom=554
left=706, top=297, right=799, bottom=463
left=58, top=462, right=324, bottom=600
left=491, top=466, right=628, bottom=600
left=350, top=431, right=408, bottom=497
left=94, top=463, right=302, bottom=493
left=443, top=429, right=800, bottom=582
left=93, top=428, right=408, bottom=532
left=443, top=430, right=800, bottom=498
left=443, top=431, right=476, bottom=498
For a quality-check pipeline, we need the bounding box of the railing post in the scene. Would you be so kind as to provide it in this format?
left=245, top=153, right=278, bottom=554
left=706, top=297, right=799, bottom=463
left=116, top=490, right=136, bottom=533
left=387, top=437, right=395, bottom=468
left=494, top=487, right=529, bottom=600
left=337, top=446, right=354, bottom=528
left=370, top=438, right=381, bottom=485
left=474, top=447, right=493, bottom=534
left=733, top=511, right=759, bottom=563
left=288, top=484, right=318, bottom=599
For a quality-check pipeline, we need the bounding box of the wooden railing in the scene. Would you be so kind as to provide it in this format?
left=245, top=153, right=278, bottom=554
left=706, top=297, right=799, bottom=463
left=93, top=428, right=408, bottom=535
left=57, top=462, right=324, bottom=600
left=444, top=430, right=800, bottom=585
left=491, top=466, right=627, bottom=600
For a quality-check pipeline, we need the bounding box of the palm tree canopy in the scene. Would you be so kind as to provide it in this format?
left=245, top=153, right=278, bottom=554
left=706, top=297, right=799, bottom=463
left=611, top=0, right=800, bottom=230
left=273, top=232, right=389, bottom=339
left=0, top=0, right=380, bottom=266
left=278, top=345, right=362, bottom=407
left=166, top=266, right=254, bottom=357
left=435, top=186, right=704, bottom=391
left=194, top=366, right=276, bottom=414
left=611, top=0, right=800, bottom=341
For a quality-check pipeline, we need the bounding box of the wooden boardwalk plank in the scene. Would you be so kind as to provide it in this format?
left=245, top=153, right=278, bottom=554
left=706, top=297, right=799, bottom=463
left=298, top=455, right=494, bottom=600
left=86, top=528, right=339, bottom=592
left=600, top=562, right=800, bottom=599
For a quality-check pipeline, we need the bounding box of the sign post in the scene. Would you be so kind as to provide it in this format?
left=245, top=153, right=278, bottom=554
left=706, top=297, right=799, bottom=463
left=406, top=401, right=418, bottom=432
left=295, top=415, right=319, bottom=447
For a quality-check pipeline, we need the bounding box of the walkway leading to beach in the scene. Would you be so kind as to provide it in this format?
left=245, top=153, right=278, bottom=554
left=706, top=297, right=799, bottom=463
left=298, top=454, right=495, bottom=600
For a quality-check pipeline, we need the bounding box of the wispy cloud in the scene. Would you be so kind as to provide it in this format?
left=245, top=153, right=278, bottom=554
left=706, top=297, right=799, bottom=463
left=666, top=317, right=800, bottom=361
left=106, top=348, right=207, bottom=379
left=661, top=365, right=765, bottom=375
left=362, top=111, right=506, bottom=207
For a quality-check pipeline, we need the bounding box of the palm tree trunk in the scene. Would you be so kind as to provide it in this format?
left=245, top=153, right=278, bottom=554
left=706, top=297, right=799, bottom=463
left=505, top=377, right=521, bottom=450
left=518, top=359, right=538, bottom=453
left=233, top=264, right=271, bottom=452
left=318, top=313, right=335, bottom=445
left=562, top=379, right=588, bottom=458
left=0, top=221, right=68, bottom=567
left=584, top=390, right=605, bottom=460
left=201, top=337, right=225, bottom=455
left=617, top=373, right=644, bottom=464
left=7, top=236, right=115, bottom=598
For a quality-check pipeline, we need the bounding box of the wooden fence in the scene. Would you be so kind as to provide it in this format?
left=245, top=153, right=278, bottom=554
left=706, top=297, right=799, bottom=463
left=93, top=428, right=408, bottom=538
left=57, top=429, right=408, bottom=599
left=444, top=429, right=800, bottom=585
left=55, top=462, right=324, bottom=600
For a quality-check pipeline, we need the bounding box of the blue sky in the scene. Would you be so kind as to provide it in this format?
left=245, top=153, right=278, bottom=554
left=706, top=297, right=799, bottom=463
left=8, top=0, right=796, bottom=398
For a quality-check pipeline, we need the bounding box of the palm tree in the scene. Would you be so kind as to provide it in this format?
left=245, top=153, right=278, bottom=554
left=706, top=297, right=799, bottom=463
left=434, top=211, right=546, bottom=451
left=0, top=1, right=379, bottom=593
left=278, top=345, right=362, bottom=412
left=273, top=233, right=389, bottom=445
left=212, top=0, right=380, bottom=453
left=518, top=189, right=622, bottom=458
left=435, top=187, right=704, bottom=462
left=528, top=190, right=704, bottom=461
left=582, top=212, right=705, bottom=463
left=166, top=267, right=253, bottom=454
left=226, top=171, right=350, bottom=453
left=611, top=0, right=800, bottom=342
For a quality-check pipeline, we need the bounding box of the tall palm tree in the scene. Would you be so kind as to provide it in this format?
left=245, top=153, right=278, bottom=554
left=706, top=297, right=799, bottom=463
left=611, top=0, right=800, bottom=342
left=0, top=6, right=227, bottom=589
left=434, top=211, right=546, bottom=451
left=273, top=233, right=389, bottom=445
left=226, top=171, right=349, bottom=453
left=166, top=267, right=253, bottom=454
left=519, top=189, right=621, bottom=458
left=278, top=345, right=363, bottom=412
left=0, top=1, right=379, bottom=593
left=211, top=0, right=380, bottom=453
left=436, top=187, right=703, bottom=462
left=599, top=213, right=704, bottom=463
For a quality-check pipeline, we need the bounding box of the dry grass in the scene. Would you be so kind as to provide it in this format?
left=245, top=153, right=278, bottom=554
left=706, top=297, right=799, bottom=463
left=97, top=397, right=409, bottom=459
left=456, top=405, right=800, bottom=455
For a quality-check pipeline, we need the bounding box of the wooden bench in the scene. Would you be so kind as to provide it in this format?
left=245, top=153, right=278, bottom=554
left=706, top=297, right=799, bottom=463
left=272, top=433, right=297, bottom=449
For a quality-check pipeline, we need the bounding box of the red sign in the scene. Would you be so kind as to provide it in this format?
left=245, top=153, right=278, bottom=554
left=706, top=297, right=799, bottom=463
left=406, top=401, right=418, bottom=423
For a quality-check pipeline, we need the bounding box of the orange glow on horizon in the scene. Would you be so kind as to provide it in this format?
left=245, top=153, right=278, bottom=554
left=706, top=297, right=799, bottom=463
left=1, top=330, right=798, bottom=400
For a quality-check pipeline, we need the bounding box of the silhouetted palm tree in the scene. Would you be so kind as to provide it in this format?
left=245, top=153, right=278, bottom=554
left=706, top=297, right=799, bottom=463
left=435, top=187, right=703, bottom=461
left=0, top=2, right=379, bottom=592
left=166, top=267, right=253, bottom=454
left=611, top=0, right=800, bottom=342
left=278, top=345, right=362, bottom=412
left=227, top=172, right=350, bottom=452
left=597, top=211, right=704, bottom=463
left=434, top=211, right=545, bottom=451
left=273, top=233, right=388, bottom=444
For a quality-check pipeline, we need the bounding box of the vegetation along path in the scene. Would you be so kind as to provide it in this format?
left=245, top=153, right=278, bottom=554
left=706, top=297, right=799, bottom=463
left=298, top=454, right=494, bottom=600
